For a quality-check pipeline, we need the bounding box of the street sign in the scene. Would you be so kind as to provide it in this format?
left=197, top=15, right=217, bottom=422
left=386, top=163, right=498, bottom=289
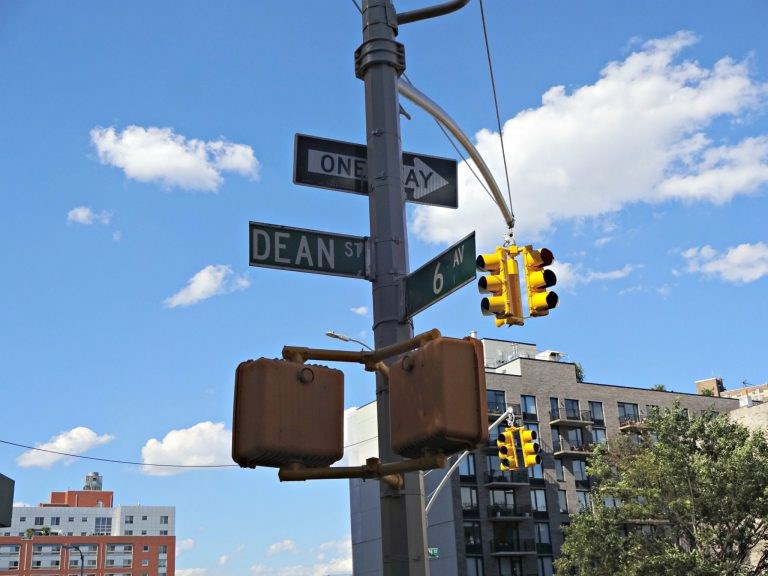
left=428, top=548, right=439, bottom=559
left=249, top=222, right=369, bottom=279
left=294, top=133, right=458, bottom=208
left=405, top=232, right=476, bottom=318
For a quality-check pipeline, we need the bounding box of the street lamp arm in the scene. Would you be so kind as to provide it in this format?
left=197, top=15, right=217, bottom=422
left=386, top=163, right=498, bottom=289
left=397, top=78, right=515, bottom=232
left=396, top=0, right=470, bottom=25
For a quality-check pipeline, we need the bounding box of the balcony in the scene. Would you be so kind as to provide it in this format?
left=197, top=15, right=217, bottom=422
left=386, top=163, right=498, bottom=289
left=490, top=538, right=537, bottom=555
left=487, top=504, right=532, bottom=521
left=488, top=402, right=520, bottom=418
left=550, top=408, right=594, bottom=427
left=484, top=470, right=529, bottom=487
left=619, top=415, right=646, bottom=433
left=552, top=440, right=591, bottom=458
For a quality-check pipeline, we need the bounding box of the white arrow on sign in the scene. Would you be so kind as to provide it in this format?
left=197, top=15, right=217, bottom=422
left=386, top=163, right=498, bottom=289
left=306, top=149, right=450, bottom=197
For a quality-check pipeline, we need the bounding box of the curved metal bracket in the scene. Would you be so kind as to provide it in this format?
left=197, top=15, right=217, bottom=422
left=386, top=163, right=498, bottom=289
left=397, top=0, right=471, bottom=25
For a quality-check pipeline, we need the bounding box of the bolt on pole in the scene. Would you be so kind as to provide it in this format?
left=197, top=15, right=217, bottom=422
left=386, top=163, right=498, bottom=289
left=356, top=0, right=429, bottom=574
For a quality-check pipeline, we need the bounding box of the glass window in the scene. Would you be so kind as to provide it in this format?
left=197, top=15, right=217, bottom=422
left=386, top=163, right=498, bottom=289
left=160, top=516, right=168, bottom=525
left=558, top=490, right=568, bottom=514
left=589, top=401, right=604, bottom=423
left=159, top=530, right=168, bottom=536
left=550, top=427, right=561, bottom=452
left=576, top=490, right=591, bottom=511
left=521, top=395, right=537, bottom=419
left=19, top=517, right=26, bottom=522
left=535, top=523, right=551, bottom=544
left=487, top=389, right=506, bottom=414
left=466, top=556, right=484, bottom=576
left=528, top=462, right=544, bottom=480
left=458, top=454, right=476, bottom=478
left=538, top=556, right=554, bottom=576
left=592, top=428, right=607, bottom=444
left=125, top=530, right=133, bottom=536
left=531, top=489, right=547, bottom=512
left=34, top=517, right=44, bottom=526
left=461, top=487, right=478, bottom=511
left=618, top=402, right=640, bottom=425
left=68, top=517, right=74, bottom=522
left=143, top=546, right=149, bottom=552
left=464, top=520, right=482, bottom=546
left=573, top=460, right=587, bottom=481
left=142, top=559, right=149, bottom=566
left=125, top=516, right=133, bottom=525
left=141, top=516, right=147, bottom=521
left=554, top=459, right=564, bottom=481
left=565, top=427, right=584, bottom=450
left=158, top=546, right=167, bottom=554
left=95, top=517, right=112, bottom=535
left=497, top=558, right=523, bottom=576
left=50, top=517, right=60, bottom=526
left=489, top=489, right=514, bottom=508
left=549, top=397, right=559, bottom=420
left=158, top=559, right=167, bottom=568
left=564, top=398, right=580, bottom=419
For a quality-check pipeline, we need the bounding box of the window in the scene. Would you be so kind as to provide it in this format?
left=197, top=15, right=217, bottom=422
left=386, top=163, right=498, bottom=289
left=142, top=546, right=149, bottom=553
left=573, top=460, right=587, bottom=482
left=618, top=402, right=640, bottom=425
left=521, top=395, right=537, bottom=419
left=68, top=517, right=74, bottom=522
left=461, top=487, right=478, bottom=512
left=158, top=559, right=167, bottom=568
left=487, top=389, right=506, bottom=414
left=466, top=556, right=484, bottom=576
left=589, top=401, right=604, bottom=424
left=50, top=517, right=60, bottom=526
left=95, top=517, right=112, bottom=535
left=576, top=490, right=591, bottom=511
left=489, top=489, right=514, bottom=508
left=531, top=489, right=547, bottom=512
left=122, top=560, right=132, bottom=568
left=19, top=517, right=26, bottom=522
left=159, top=530, right=168, bottom=536
left=550, top=427, right=560, bottom=452
left=141, top=516, right=147, bottom=521
left=558, top=490, right=568, bottom=514
left=82, top=517, right=87, bottom=522
left=158, top=545, right=167, bottom=554
left=528, top=462, right=544, bottom=480
left=160, top=516, right=169, bottom=525
left=34, top=517, right=44, bottom=526
left=142, top=559, right=149, bottom=566
left=125, top=516, right=133, bottom=525
left=458, top=454, right=475, bottom=479
left=141, top=530, right=147, bottom=535
left=564, top=398, right=580, bottom=419
left=497, top=557, right=523, bottom=576
left=554, top=459, right=564, bottom=482
left=564, top=427, right=584, bottom=451
left=592, top=427, right=607, bottom=444
left=463, top=520, right=482, bottom=549
left=549, top=397, right=559, bottom=420
left=535, top=522, right=551, bottom=544
left=538, top=556, right=554, bottom=576
left=125, top=531, right=132, bottom=535
left=123, top=545, right=132, bottom=552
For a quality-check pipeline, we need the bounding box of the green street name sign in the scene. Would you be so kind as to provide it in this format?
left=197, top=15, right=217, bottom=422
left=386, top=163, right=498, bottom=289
left=249, top=221, right=369, bottom=279
left=405, top=231, right=476, bottom=318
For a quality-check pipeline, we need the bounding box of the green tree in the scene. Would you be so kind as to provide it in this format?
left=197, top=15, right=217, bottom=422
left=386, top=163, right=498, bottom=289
left=575, top=362, right=585, bottom=383
left=556, top=406, right=768, bottom=576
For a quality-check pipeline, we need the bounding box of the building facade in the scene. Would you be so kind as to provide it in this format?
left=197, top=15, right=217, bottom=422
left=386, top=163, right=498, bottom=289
left=346, top=338, right=739, bottom=576
left=0, top=473, right=175, bottom=576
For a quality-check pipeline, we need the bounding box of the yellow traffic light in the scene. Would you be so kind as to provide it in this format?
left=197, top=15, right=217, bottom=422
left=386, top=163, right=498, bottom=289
left=522, top=246, right=558, bottom=317
left=497, top=427, right=518, bottom=471
left=477, top=247, right=523, bottom=327
left=519, top=428, right=541, bottom=468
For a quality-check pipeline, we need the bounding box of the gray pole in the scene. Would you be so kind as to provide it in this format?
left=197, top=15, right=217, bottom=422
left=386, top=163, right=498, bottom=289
left=355, top=1, right=428, bottom=574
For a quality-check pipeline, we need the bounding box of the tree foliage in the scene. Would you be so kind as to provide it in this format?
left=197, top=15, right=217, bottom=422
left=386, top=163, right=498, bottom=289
left=556, top=405, right=768, bottom=576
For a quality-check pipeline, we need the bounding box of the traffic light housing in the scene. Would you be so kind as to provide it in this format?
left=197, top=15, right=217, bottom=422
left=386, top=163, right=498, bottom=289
left=477, top=247, right=523, bottom=327
left=519, top=428, right=541, bottom=467
left=522, top=246, right=558, bottom=317
left=497, top=427, right=518, bottom=471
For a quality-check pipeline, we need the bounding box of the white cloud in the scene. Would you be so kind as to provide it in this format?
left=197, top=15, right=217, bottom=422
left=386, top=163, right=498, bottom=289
left=140, top=421, right=231, bottom=476
left=350, top=306, right=368, bottom=316
left=176, top=538, right=195, bottom=557
left=218, top=555, right=229, bottom=565
left=12, top=502, right=32, bottom=507
left=90, top=125, right=259, bottom=191
left=681, top=242, right=768, bottom=283
left=67, top=206, right=112, bottom=225
left=268, top=539, right=299, bottom=557
left=15, top=427, right=114, bottom=468
left=316, top=538, right=352, bottom=560
left=164, top=264, right=250, bottom=308
left=552, top=261, right=634, bottom=291
left=411, top=32, right=768, bottom=249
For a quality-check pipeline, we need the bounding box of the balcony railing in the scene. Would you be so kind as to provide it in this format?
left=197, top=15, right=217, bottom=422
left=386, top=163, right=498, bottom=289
left=490, top=538, right=536, bottom=555
left=485, top=470, right=529, bottom=485
left=619, top=415, right=646, bottom=432
left=550, top=408, right=594, bottom=426
left=552, top=440, right=591, bottom=457
left=487, top=504, right=532, bottom=520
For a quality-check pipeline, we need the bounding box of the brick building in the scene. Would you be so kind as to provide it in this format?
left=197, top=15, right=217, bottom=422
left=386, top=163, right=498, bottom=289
left=0, top=473, right=174, bottom=576
left=345, top=338, right=739, bottom=576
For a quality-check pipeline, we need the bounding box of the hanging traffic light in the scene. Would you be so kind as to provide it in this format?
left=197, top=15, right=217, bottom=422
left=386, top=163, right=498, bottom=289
left=477, top=247, right=523, bottom=327
left=519, top=428, right=541, bottom=467
left=497, top=427, right=518, bottom=470
left=522, top=246, right=558, bottom=317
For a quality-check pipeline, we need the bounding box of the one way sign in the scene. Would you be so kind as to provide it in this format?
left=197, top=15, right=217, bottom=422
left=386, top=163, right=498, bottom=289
left=293, top=133, right=458, bottom=208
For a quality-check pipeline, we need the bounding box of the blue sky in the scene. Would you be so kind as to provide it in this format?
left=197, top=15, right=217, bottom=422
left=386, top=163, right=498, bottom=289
left=1, top=1, right=767, bottom=575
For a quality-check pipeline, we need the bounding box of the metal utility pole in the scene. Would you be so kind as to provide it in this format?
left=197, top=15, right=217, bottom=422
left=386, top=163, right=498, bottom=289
left=355, top=1, right=426, bottom=574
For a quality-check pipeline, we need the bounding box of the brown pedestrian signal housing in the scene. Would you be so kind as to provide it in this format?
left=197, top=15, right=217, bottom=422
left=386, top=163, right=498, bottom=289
left=232, top=358, right=344, bottom=469
left=389, top=336, right=488, bottom=459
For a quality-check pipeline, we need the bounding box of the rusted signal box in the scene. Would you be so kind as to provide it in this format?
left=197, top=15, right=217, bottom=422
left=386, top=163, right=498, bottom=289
left=232, top=358, right=344, bottom=468
left=389, top=336, right=488, bottom=459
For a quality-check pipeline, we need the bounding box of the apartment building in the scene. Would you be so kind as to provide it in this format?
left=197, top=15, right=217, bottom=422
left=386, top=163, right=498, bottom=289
left=345, top=338, right=739, bottom=576
left=0, top=473, right=174, bottom=576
